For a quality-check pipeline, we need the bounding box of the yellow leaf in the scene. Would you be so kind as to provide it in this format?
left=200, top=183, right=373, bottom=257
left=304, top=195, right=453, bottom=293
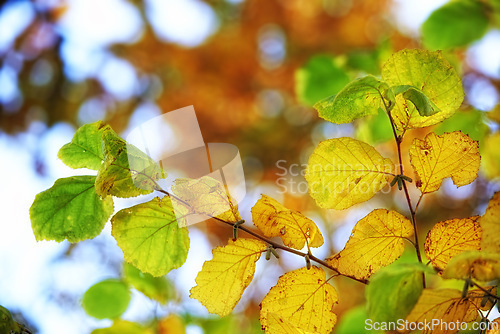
left=326, top=209, right=413, bottom=281
left=482, top=133, right=500, bottom=179
left=266, top=313, right=315, bottom=334
left=171, top=176, right=241, bottom=223
left=158, top=314, right=185, bottom=334
left=251, top=195, right=324, bottom=249
left=381, top=49, right=464, bottom=131
left=190, top=238, right=266, bottom=316
left=481, top=192, right=500, bottom=254
left=305, top=137, right=395, bottom=210
left=486, top=318, right=500, bottom=334
left=424, top=217, right=482, bottom=271
left=260, top=266, right=338, bottom=334
left=406, top=288, right=481, bottom=334
left=442, top=251, right=500, bottom=281
left=409, top=131, right=480, bottom=193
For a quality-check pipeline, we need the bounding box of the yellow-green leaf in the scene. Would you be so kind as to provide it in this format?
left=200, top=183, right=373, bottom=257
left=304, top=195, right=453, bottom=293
left=82, top=279, right=131, bottom=320
left=112, top=197, right=190, bottom=277
left=305, top=137, right=395, bottom=210
left=58, top=121, right=110, bottom=170
left=326, top=209, right=413, bottom=281
left=30, top=176, right=113, bottom=242
left=406, top=288, right=481, bottom=334
left=171, top=176, right=241, bottom=224
left=190, top=238, right=266, bottom=317
left=251, top=195, right=323, bottom=249
left=382, top=49, right=464, bottom=130
left=313, top=75, right=392, bottom=124
left=96, top=129, right=164, bottom=198
left=92, top=320, right=154, bottom=334
left=260, top=266, right=338, bottom=334
left=123, top=263, right=175, bottom=304
left=443, top=251, right=500, bottom=281
left=481, top=192, right=500, bottom=254
left=409, top=131, right=480, bottom=193
left=424, top=217, right=482, bottom=271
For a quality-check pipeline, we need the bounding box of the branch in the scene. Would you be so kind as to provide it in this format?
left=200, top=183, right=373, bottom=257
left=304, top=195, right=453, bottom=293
left=156, top=187, right=368, bottom=285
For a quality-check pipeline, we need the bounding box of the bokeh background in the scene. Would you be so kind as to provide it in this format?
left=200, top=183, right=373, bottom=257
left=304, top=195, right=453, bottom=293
left=1, top=0, right=500, bottom=333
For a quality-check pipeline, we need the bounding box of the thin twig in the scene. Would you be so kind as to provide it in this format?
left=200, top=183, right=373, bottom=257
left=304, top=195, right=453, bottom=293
left=157, top=187, right=368, bottom=285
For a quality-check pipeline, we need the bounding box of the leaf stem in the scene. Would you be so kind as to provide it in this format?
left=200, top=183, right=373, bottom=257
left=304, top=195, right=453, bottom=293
left=383, top=101, right=426, bottom=288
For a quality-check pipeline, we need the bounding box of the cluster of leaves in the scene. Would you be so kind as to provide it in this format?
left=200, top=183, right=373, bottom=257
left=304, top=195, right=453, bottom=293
left=29, top=48, right=500, bottom=334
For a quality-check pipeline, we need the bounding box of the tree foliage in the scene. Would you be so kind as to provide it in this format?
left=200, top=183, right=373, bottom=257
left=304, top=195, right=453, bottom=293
left=27, top=45, right=500, bottom=334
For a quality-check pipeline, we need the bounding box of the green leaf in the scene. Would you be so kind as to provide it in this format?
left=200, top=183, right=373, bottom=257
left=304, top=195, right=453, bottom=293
left=112, top=197, right=190, bottom=277
left=335, top=305, right=368, bottom=334
left=366, top=262, right=428, bottom=323
left=92, top=321, right=153, bottom=334
left=82, top=279, right=131, bottom=319
left=313, top=75, right=394, bottom=124
left=30, top=176, right=113, bottom=242
left=58, top=121, right=111, bottom=170
left=393, top=85, right=440, bottom=117
left=422, top=0, right=489, bottom=50
left=96, top=129, right=165, bottom=198
left=295, top=55, right=350, bottom=106
left=382, top=49, right=464, bottom=130
left=435, top=109, right=487, bottom=143
left=355, top=107, right=393, bottom=144
left=123, top=263, right=175, bottom=304
left=0, top=305, right=25, bottom=334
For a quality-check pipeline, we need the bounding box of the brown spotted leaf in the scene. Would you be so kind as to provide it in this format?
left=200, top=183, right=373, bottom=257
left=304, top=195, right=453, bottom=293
left=326, top=209, right=413, bottom=281
left=443, top=251, right=500, bottom=281
left=409, top=131, right=480, bottom=193
left=251, top=195, right=323, bottom=249
left=406, top=289, right=481, bottom=334
left=260, top=266, right=338, bottom=334
left=424, top=217, right=482, bottom=271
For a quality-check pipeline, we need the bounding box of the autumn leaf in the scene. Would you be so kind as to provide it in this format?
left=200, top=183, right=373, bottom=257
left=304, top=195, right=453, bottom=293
left=381, top=49, right=464, bottom=131
left=305, top=137, right=395, bottom=210
left=260, top=266, right=338, bottom=334
left=406, top=288, right=481, bottom=334
left=481, top=192, right=500, bottom=254
left=326, top=209, right=413, bottom=281
left=251, top=195, right=323, bottom=249
left=313, top=75, right=393, bottom=124
left=91, top=320, right=153, bottom=334
left=112, top=197, right=190, bottom=277
left=266, top=313, right=315, bottom=334
left=171, top=176, right=241, bottom=224
left=158, top=314, right=185, bottom=334
left=424, top=216, right=482, bottom=271
left=486, top=318, right=500, bottom=334
left=96, top=129, right=165, bottom=198
left=190, top=238, right=266, bottom=317
left=409, top=131, right=480, bottom=193
left=30, top=176, right=114, bottom=242
left=442, top=251, right=500, bottom=281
